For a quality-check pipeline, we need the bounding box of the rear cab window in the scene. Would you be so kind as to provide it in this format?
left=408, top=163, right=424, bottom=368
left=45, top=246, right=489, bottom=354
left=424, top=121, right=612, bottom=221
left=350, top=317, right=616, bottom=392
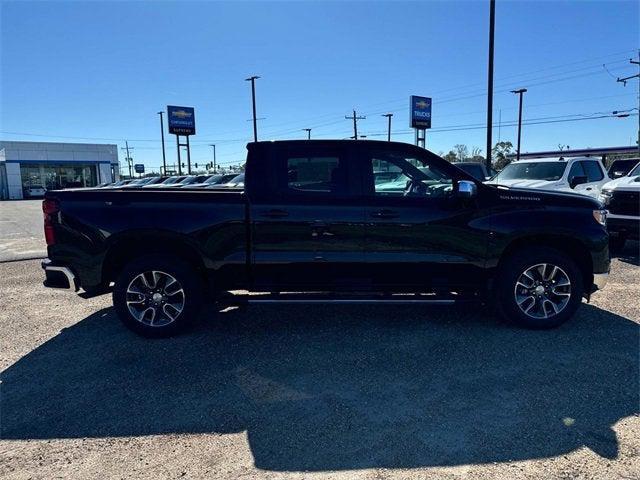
left=274, top=144, right=358, bottom=199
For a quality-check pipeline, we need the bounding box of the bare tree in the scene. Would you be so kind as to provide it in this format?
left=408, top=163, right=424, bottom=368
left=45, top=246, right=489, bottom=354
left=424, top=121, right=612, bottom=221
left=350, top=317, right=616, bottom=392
left=453, top=144, right=469, bottom=161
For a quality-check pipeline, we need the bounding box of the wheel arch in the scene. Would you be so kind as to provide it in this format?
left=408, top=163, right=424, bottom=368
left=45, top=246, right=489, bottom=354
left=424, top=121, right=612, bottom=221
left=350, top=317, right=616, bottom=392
left=102, top=230, right=207, bottom=287
left=497, top=234, right=593, bottom=293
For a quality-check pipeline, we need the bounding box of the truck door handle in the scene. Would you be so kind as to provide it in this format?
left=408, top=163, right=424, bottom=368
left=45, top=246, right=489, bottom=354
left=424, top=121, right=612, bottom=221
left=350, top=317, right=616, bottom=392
left=371, top=209, right=399, bottom=219
left=261, top=209, right=289, bottom=218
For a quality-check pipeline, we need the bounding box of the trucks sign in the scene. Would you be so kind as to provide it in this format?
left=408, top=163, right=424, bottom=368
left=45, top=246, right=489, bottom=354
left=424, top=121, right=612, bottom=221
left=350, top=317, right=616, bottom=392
left=410, top=96, right=432, bottom=129
left=134, top=164, right=145, bottom=174
left=167, top=105, right=196, bottom=135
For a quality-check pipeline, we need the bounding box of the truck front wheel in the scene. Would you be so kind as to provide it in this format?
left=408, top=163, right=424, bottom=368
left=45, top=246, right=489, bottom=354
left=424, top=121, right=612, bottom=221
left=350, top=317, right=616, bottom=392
left=496, top=247, right=584, bottom=329
left=113, top=255, right=203, bottom=337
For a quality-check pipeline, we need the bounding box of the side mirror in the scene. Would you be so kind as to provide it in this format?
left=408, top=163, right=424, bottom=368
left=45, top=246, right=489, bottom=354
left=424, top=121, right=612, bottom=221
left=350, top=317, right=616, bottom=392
left=569, top=175, right=588, bottom=189
left=457, top=180, right=477, bottom=198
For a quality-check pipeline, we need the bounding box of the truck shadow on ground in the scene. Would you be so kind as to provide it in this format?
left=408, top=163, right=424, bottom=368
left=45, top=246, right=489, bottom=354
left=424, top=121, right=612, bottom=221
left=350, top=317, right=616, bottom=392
left=2, top=302, right=638, bottom=471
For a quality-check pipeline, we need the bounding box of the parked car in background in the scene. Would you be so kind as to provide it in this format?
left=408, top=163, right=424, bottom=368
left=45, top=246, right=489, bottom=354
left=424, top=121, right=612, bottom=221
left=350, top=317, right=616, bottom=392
left=185, top=173, right=238, bottom=189
left=143, top=176, right=187, bottom=188
left=23, top=185, right=46, bottom=198
left=454, top=162, right=497, bottom=181
left=204, top=173, right=244, bottom=189
left=599, top=161, right=640, bottom=251
left=102, top=179, right=133, bottom=188
left=486, top=157, right=608, bottom=198
left=122, top=176, right=168, bottom=188
left=607, top=158, right=639, bottom=179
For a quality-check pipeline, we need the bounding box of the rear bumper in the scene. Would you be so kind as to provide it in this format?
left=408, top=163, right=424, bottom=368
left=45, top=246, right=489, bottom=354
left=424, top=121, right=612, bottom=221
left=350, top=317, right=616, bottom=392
left=42, top=259, right=78, bottom=291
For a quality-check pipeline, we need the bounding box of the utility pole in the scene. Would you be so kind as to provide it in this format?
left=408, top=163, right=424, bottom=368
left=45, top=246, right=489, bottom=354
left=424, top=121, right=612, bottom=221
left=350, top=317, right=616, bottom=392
left=303, top=128, right=312, bottom=140
left=209, top=144, right=217, bottom=172
left=157, top=111, right=167, bottom=175
left=382, top=113, right=393, bottom=141
left=616, top=50, right=640, bottom=155
left=245, top=75, right=260, bottom=142
left=511, top=88, right=527, bottom=161
left=485, top=0, right=496, bottom=170
left=345, top=110, right=366, bottom=139
left=121, top=141, right=134, bottom=178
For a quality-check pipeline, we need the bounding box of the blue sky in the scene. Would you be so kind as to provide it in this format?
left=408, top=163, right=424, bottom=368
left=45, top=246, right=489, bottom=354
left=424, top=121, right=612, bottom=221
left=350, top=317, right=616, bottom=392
left=1, top=1, right=638, bottom=172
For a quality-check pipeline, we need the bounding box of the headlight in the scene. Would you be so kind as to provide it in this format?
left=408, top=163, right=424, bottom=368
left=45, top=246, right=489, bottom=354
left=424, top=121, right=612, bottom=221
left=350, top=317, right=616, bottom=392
left=598, top=189, right=612, bottom=206
left=593, top=209, right=607, bottom=226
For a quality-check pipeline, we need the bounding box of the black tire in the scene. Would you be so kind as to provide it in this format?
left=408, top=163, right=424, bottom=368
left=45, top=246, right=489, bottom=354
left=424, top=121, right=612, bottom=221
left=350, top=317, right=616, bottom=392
left=495, top=246, right=584, bottom=329
left=609, top=235, right=626, bottom=254
left=113, top=255, right=203, bottom=337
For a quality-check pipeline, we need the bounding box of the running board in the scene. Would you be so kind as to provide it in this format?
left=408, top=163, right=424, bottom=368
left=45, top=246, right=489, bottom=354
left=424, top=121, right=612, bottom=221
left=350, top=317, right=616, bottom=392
left=222, top=292, right=475, bottom=305
left=247, top=298, right=456, bottom=305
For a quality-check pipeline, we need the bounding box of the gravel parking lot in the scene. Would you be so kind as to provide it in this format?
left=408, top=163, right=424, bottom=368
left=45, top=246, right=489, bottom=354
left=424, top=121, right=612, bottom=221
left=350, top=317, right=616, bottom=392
left=0, top=201, right=639, bottom=479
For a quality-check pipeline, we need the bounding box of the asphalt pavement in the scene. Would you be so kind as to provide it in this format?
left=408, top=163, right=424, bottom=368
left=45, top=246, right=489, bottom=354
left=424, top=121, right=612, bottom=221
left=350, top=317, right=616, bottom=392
left=0, top=200, right=46, bottom=262
left=0, top=244, right=638, bottom=479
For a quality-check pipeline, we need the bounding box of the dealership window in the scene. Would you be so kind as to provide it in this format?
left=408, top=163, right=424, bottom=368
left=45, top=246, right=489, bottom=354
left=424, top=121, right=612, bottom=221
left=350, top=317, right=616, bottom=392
left=20, top=164, right=98, bottom=191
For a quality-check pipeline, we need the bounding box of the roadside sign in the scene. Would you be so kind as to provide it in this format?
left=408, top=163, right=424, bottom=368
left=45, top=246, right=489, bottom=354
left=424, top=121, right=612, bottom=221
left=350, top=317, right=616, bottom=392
left=167, top=105, right=196, bottom=135
left=410, top=96, right=432, bottom=129
left=134, top=164, right=145, bottom=174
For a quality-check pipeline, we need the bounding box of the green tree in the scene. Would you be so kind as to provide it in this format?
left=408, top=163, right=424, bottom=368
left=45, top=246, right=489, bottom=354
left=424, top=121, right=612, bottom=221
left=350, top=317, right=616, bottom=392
left=492, top=141, right=514, bottom=170
left=443, top=151, right=457, bottom=163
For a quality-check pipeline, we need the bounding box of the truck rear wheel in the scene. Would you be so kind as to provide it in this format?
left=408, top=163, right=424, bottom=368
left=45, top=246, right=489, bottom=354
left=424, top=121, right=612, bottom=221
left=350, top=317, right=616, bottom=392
left=113, top=255, right=203, bottom=337
left=496, top=246, right=584, bottom=329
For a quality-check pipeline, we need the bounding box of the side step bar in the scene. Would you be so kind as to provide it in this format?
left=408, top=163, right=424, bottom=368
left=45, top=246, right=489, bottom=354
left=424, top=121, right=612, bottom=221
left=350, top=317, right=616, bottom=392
left=247, top=298, right=456, bottom=305
left=222, top=292, right=476, bottom=306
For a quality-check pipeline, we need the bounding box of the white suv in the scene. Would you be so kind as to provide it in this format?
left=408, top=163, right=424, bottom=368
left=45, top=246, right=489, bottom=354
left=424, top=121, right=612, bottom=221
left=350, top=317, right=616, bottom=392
left=487, top=157, right=608, bottom=199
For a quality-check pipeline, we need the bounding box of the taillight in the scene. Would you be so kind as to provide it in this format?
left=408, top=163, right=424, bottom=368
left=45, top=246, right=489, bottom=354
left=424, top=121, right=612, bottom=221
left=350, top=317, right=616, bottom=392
left=42, top=199, right=60, bottom=246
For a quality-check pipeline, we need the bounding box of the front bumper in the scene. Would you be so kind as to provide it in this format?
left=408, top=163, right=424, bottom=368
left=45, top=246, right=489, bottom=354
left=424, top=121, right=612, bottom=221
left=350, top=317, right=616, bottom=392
left=42, top=259, right=78, bottom=291
left=607, top=215, right=640, bottom=240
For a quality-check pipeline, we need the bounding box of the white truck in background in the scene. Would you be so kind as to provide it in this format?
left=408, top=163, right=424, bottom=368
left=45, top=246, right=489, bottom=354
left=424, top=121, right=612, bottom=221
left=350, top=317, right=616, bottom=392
left=486, top=157, right=609, bottom=199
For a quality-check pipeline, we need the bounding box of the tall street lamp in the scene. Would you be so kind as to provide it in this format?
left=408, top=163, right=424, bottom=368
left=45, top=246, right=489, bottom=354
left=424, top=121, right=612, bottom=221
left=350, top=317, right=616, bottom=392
left=209, top=144, right=217, bottom=172
left=157, top=111, right=167, bottom=175
left=245, top=75, right=260, bottom=142
left=382, top=113, right=393, bottom=141
left=511, top=88, right=527, bottom=161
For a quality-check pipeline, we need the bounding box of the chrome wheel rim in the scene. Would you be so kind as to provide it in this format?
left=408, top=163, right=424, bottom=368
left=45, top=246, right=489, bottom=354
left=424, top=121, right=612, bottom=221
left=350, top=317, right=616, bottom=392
left=514, top=263, right=571, bottom=319
left=126, top=270, right=185, bottom=327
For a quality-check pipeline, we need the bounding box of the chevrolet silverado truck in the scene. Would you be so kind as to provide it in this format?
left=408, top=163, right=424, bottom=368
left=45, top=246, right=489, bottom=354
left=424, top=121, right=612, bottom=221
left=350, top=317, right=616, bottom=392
left=42, top=140, right=610, bottom=337
left=599, top=160, right=640, bottom=251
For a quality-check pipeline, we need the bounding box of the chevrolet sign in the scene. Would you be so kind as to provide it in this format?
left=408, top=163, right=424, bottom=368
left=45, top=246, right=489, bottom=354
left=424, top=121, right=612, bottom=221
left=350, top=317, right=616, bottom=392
left=167, top=105, right=196, bottom=135
left=410, top=96, right=432, bottom=129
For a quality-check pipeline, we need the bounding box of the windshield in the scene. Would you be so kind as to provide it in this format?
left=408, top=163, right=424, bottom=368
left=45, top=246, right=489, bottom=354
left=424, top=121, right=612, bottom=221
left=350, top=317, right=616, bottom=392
left=629, top=162, right=640, bottom=177
left=493, top=162, right=567, bottom=181
left=203, top=175, right=223, bottom=184
left=457, top=164, right=485, bottom=180
left=162, top=176, right=184, bottom=185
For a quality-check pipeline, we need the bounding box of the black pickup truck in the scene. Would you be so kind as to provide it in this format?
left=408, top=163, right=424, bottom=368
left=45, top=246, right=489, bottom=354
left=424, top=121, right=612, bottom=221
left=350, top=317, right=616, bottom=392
left=42, top=140, right=610, bottom=336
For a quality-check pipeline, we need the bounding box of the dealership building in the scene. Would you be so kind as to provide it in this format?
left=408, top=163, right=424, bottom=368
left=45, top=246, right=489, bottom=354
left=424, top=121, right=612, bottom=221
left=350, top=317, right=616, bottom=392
left=0, top=141, right=120, bottom=200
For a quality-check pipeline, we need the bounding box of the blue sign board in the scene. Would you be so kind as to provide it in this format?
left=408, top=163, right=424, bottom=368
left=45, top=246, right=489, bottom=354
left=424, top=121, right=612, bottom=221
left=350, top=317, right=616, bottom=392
left=167, top=105, right=196, bottom=135
left=410, top=96, right=432, bottom=129
left=134, top=164, right=145, bottom=174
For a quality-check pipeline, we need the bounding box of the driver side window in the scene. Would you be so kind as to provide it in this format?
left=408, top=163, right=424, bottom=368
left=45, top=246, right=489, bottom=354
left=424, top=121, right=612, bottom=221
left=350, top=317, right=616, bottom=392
left=369, top=154, right=453, bottom=197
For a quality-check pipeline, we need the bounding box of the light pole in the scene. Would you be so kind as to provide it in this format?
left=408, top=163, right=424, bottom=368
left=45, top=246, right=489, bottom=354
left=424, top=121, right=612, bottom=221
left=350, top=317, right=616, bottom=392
left=303, top=128, right=311, bottom=139
left=485, top=0, right=496, bottom=170
left=382, top=113, right=393, bottom=141
left=511, top=88, right=527, bottom=161
left=245, top=75, right=260, bottom=142
left=157, top=111, right=167, bottom=175
left=209, top=144, right=217, bottom=172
